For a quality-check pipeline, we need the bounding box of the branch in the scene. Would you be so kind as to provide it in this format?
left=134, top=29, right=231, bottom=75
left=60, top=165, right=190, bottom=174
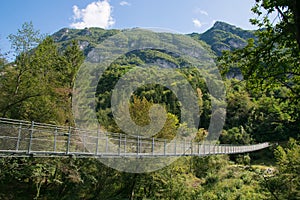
left=1, top=93, right=44, bottom=117
left=277, top=79, right=300, bottom=98
left=275, top=6, right=289, bottom=23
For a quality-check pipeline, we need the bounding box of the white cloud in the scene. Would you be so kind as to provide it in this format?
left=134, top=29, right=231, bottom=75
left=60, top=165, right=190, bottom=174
left=120, top=1, right=130, bottom=6
left=70, top=0, right=115, bottom=29
left=199, top=10, right=208, bottom=16
left=193, top=19, right=202, bottom=28
left=194, top=8, right=209, bottom=16
left=72, top=6, right=81, bottom=20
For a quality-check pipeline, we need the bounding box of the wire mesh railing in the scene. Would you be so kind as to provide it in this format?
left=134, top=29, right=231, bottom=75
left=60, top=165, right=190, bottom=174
left=0, top=118, right=269, bottom=158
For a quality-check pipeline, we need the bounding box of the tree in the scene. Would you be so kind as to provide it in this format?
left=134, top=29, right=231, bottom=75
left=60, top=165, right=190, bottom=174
left=60, top=40, right=84, bottom=125
left=0, top=48, right=6, bottom=68
left=263, top=139, right=300, bottom=199
left=219, top=0, right=300, bottom=142
left=0, top=22, right=44, bottom=118
left=192, top=155, right=229, bottom=179
left=250, top=0, right=300, bottom=49
left=220, top=127, right=253, bottom=145
left=8, top=21, right=43, bottom=67
left=224, top=80, right=255, bottom=130
left=61, top=40, right=84, bottom=89
left=220, top=0, right=300, bottom=99
left=111, top=96, right=179, bottom=139
left=0, top=36, right=63, bottom=122
left=0, top=22, right=84, bottom=124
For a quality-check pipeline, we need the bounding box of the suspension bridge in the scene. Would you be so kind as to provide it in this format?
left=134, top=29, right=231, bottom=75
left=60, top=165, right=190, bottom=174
left=0, top=118, right=269, bottom=158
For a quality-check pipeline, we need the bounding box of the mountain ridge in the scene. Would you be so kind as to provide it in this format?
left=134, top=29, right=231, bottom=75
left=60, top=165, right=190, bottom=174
left=189, top=21, right=255, bottom=56
left=52, top=21, right=256, bottom=57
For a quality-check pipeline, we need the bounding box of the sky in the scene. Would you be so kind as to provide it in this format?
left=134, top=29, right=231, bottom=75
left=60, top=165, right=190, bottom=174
left=0, top=0, right=258, bottom=55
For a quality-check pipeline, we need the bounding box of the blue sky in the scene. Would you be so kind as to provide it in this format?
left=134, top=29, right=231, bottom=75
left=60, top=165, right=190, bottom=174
left=0, top=0, right=257, bottom=54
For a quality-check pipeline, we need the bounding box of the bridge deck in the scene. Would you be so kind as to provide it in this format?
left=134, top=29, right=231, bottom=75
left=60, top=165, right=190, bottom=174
left=0, top=118, right=269, bottom=158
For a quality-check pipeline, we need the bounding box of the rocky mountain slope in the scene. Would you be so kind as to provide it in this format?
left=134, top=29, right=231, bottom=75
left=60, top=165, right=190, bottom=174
left=189, top=21, right=255, bottom=56
left=52, top=21, right=255, bottom=57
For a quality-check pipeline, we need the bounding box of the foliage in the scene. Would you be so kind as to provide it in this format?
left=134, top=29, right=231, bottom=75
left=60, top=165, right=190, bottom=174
left=220, top=0, right=300, bottom=100
left=0, top=156, right=274, bottom=200
left=263, top=139, right=300, bottom=199
left=218, top=0, right=300, bottom=141
left=220, top=127, right=253, bottom=145
left=192, top=155, right=230, bottom=178
left=0, top=49, right=6, bottom=68
left=224, top=80, right=254, bottom=129
left=8, top=21, right=43, bottom=57
left=0, top=23, right=84, bottom=124
left=95, top=48, right=211, bottom=135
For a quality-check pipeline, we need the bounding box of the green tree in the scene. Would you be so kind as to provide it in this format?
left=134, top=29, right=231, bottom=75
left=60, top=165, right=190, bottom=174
left=219, top=0, right=300, bottom=141
left=0, top=48, right=6, bottom=68
left=220, top=0, right=300, bottom=97
left=0, top=22, right=43, bottom=118
left=61, top=40, right=84, bottom=89
left=264, top=139, right=300, bottom=199
left=8, top=21, right=42, bottom=58
left=60, top=40, right=84, bottom=125
left=192, top=155, right=229, bottom=179
left=0, top=23, right=84, bottom=124
left=249, top=93, right=297, bottom=142
left=0, top=36, right=64, bottom=122
left=220, top=126, right=252, bottom=145
left=250, top=0, right=300, bottom=49
left=224, top=80, right=255, bottom=130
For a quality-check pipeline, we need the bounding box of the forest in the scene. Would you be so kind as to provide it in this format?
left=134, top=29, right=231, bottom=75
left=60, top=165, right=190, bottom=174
left=0, top=0, right=299, bottom=199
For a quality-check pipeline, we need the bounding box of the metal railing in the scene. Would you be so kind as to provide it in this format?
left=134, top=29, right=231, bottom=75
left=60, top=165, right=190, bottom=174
left=0, top=118, right=269, bottom=158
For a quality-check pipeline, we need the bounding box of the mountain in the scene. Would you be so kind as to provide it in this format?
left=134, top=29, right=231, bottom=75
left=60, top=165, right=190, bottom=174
left=189, top=21, right=255, bottom=56
left=52, top=27, right=120, bottom=55
left=51, top=21, right=256, bottom=57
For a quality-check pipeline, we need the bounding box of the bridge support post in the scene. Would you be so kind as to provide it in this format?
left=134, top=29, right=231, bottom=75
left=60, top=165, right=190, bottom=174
left=137, top=136, right=140, bottom=157
left=16, top=123, right=22, bottom=151
left=105, top=133, right=108, bottom=154
left=118, top=134, right=121, bottom=156
left=152, top=137, right=154, bottom=156
left=140, top=136, right=142, bottom=155
left=95, top=128, right=100, bottom=156
left=184, top=139, right=186, bottom=155
left=174, top=140, right=176, bottom=156
left=27, top=121, right=34, bottom=154
left=66, top=127, right=71, bottom=155
left=164, top=140, right=166, bottom=156
left=54, top=127, right=57, bottom=152
left=124, top=135, right=126, bottom=156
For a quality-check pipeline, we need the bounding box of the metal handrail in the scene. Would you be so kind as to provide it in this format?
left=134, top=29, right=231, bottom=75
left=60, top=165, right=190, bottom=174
left=0, top=118, right=269, bottom=158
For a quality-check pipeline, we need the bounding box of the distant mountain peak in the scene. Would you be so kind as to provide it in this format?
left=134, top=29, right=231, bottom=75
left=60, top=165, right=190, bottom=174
left=198, top=21, right=255, bottom=56
left=212, top=21, right=240, bottom=31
